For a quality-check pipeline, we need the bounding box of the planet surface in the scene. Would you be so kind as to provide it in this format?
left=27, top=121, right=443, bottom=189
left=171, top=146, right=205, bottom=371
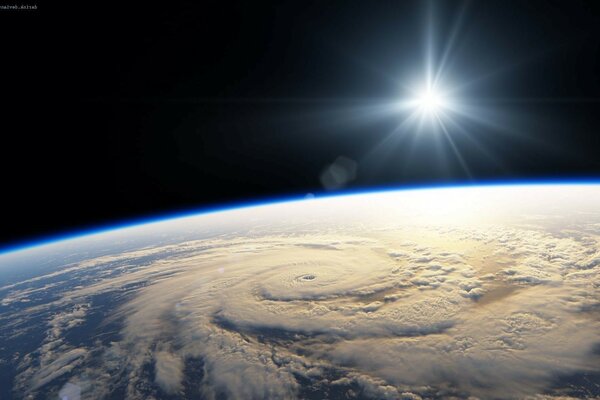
left=1, top=184, right=600, bottom=400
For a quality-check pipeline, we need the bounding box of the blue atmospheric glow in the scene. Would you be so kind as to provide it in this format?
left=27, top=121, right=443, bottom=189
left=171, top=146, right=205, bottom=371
left=1, top=178, right=600, bottom=256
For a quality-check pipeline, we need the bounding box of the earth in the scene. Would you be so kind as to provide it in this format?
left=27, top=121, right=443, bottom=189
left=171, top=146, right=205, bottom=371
left=1, top=184, right=600, bottom=400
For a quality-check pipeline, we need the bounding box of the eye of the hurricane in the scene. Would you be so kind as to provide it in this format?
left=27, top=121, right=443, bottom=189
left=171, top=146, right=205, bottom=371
left=298, top=274, right=317, bottom=282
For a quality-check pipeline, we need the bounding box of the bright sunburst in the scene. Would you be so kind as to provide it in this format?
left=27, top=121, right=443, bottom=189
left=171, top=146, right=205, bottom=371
left=293, top=1, right=552, bottom=179
left=414, top=86, right=448, bottom=117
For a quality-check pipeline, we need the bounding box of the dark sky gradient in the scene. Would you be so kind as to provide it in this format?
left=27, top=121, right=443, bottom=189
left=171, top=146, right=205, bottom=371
left=1, top=0, right=600, bottom=247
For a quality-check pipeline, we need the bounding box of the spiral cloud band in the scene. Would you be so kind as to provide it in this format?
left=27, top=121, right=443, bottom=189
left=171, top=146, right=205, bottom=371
left=1, top=185, right=600, bottom=399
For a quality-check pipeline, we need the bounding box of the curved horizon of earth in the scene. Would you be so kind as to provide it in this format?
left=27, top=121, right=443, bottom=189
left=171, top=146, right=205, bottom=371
left=1, top=184, right=600, bottom=399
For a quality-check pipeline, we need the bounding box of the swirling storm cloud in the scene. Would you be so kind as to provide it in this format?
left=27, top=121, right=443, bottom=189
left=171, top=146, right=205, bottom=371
left=1, top=185, right=600, bottom=399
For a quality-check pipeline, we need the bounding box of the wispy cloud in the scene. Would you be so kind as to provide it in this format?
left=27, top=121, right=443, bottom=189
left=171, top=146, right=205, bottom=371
left=2, top=186, right=600, bottom=399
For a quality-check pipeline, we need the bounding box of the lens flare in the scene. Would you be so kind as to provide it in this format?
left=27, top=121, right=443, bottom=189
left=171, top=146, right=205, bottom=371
left=416, top=87, right=446, bottom=116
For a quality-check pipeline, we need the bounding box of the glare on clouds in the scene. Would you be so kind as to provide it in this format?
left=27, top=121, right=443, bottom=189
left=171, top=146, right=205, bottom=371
left=1, top=185, right=600, bottom=399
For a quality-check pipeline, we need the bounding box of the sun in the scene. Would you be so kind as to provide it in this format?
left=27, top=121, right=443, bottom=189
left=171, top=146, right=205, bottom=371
left=416, top=87, right=446, bottom=115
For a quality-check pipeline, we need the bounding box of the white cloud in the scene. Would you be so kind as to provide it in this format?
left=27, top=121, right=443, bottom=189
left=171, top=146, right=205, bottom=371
left=4, top=186, right=600, bottom=399
left=154, top=346, right=184, bottom=395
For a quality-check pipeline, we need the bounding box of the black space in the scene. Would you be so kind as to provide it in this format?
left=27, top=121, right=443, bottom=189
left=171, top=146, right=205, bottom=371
left=1, top=0, right=600, bottom=248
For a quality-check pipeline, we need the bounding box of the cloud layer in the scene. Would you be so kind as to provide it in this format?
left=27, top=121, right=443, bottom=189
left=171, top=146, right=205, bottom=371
left=1, top=185, right=600, bottom=399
